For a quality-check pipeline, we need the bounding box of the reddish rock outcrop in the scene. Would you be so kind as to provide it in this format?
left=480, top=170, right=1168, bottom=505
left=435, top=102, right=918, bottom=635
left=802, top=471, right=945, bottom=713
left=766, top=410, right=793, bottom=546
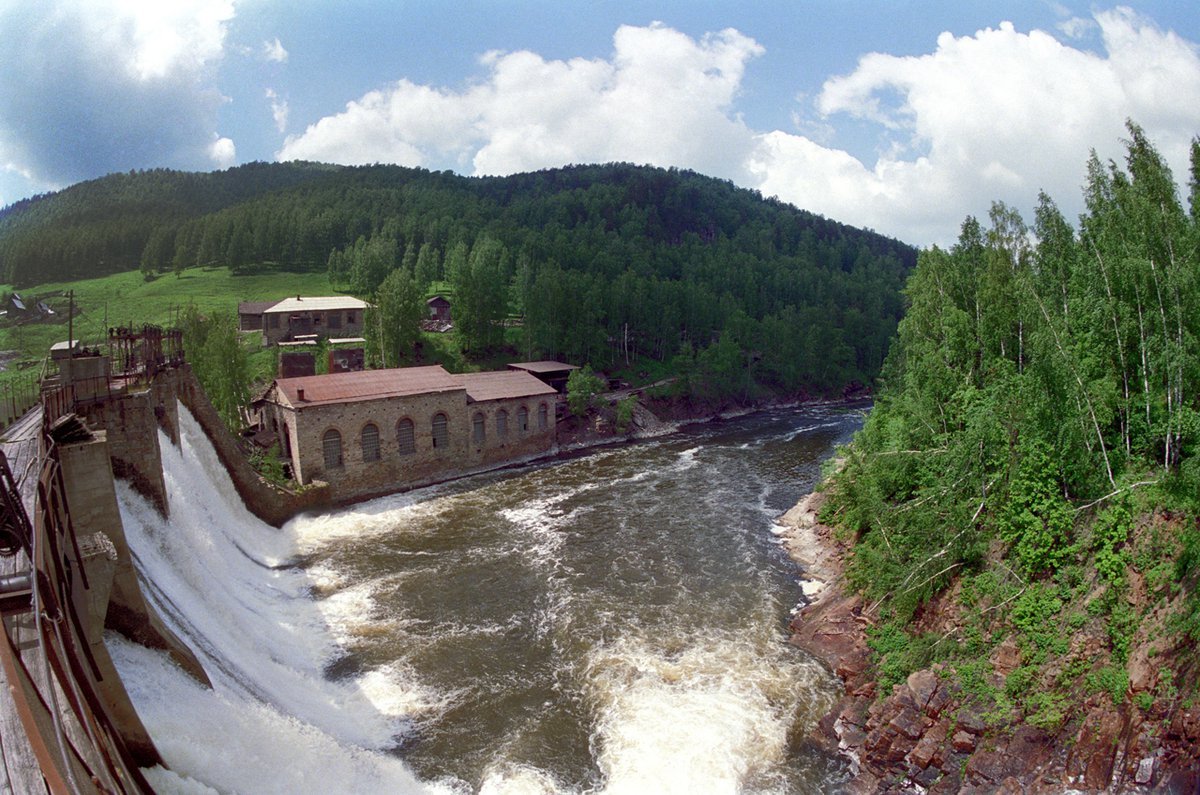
left=780, top=490, right=1200, bottom=793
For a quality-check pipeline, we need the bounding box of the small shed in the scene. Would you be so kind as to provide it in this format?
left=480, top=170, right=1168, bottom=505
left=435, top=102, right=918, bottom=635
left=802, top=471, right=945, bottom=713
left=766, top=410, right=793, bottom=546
left=238, top=301, right=275, bottom=331
left=507, top=361, right=580, bottom=394
left=279, top=350, right=316, bottom=378
left=328, top=337, right=366, bottom=373
left=427, top=295, right=451, bottom=323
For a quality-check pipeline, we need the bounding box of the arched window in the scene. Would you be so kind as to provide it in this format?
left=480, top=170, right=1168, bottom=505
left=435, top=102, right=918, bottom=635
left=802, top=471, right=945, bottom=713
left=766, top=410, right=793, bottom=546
left=396, top=418, right=416, bottom=455
left=517, top=406, right=529, bottom=433
left=472, top=412, right=486, bottom=444
left=537, top=402, right=549, bottom=430
left=361, top=423, right=380, bottom=462
left=322, top=429, right=343, bottom=469
left=432, top=413, right=449, bottom=450
left=496, top=409, right=508, bottom=437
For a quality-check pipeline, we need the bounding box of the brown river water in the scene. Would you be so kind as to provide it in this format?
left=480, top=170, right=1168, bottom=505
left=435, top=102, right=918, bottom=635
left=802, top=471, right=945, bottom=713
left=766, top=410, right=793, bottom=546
left=110, top=403, right=864, bottom=794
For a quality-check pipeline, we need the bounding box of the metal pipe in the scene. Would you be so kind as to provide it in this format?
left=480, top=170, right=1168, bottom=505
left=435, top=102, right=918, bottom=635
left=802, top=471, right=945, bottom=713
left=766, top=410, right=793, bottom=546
left=0, top=571, right=31, bottom=594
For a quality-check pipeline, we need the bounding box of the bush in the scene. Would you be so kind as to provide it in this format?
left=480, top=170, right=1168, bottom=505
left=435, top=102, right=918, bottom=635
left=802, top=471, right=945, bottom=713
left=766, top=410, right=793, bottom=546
left=998, top=441, right=1075, bottom=575
left=566, top=364, right=605, bottom=417
left=614, top=396, right=636, bottom=434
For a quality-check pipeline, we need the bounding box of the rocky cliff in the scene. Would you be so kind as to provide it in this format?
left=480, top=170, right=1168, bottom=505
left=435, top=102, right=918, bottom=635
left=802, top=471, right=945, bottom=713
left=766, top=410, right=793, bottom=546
left=780, top=491, right=1200, bottom=794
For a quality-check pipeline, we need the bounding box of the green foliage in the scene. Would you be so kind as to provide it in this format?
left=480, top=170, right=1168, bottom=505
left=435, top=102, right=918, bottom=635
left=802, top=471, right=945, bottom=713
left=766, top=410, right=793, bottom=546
left=1, top=161, right=916, bottom=397
left=452, top=236, right=510, bottom=353
left=370, top=267, right=425, bottom=367
left=999, top=441, right=1075, bottom=575
left=1106, top=600, right=1138, bottom=663
left=1010, top=584, right=1067, bottom=662
left=1176, top=527, right=1200, bottom=641
left=179, top=307, right=252, bottom=431
left=249, top=443, right=289, bottom=486
left=1024, top=690, right=1068, bottom=731
left=866, top=623, right=936, bottom=693
left=614, top=396, right=636, bottom=434
left=1086, top=664, right=1129, bottom=705
left=1093, top=503, right=1132, bottom=587
left=566, top=365, right=605, bottom=418
left=825, top=123, right=1200, bottom=637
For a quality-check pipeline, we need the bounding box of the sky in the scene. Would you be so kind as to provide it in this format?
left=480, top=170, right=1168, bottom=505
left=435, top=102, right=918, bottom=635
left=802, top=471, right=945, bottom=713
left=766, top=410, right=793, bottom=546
left=0, top=2, right=1198, bottom=248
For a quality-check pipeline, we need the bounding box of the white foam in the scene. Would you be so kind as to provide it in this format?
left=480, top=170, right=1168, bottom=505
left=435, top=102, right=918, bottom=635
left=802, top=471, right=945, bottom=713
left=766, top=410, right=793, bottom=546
left=110, top=407, right=448, bottom=793
left=583, top=631, right=831, bottom=795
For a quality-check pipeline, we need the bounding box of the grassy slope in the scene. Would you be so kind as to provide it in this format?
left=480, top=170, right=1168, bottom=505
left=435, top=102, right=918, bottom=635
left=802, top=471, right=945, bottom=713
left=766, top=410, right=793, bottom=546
left=0, top=267, right=336, bottom=382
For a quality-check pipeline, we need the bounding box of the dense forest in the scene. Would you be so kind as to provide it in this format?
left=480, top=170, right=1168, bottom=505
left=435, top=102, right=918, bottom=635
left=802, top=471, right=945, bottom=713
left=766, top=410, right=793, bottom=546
left=823, top=124, right=1199, bottom=734
left=0, top=161, right=915, bottom=396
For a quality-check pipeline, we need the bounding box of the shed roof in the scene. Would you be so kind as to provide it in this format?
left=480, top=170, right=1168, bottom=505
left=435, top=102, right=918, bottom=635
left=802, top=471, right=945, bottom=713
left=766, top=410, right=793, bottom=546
left=273, top=365, right=462, bottom=407
left=426, top=295, right=451, bottom=306
left=265, top=296, right=370, bottom=314
left=507, top=361, right=580, bottom=375
left=237, top=300, right=275, bottom=315
left=452, top=370, right=558, bottom=403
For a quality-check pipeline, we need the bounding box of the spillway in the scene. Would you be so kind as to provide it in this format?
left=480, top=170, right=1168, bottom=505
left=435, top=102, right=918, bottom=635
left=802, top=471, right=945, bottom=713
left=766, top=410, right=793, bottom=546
left=109, top=404, right=862, bottom=793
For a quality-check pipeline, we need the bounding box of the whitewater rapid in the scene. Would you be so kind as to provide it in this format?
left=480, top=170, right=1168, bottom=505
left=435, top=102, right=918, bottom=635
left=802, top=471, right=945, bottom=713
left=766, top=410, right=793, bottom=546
left=109, top=405, right=860, bottom=793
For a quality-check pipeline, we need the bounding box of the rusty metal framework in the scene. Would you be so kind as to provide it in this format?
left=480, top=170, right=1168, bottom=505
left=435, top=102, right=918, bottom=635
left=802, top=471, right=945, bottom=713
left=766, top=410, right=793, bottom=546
left=0, top=432, right=154, bottom=793
left=0, top=337, right=187, bottom=793
left=108, top=324, right=184, bottom=379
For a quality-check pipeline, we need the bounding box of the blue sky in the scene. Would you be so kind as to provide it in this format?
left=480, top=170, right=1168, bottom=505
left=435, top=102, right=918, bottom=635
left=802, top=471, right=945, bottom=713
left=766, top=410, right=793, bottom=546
left=1, top=2, right=1198, bottom=247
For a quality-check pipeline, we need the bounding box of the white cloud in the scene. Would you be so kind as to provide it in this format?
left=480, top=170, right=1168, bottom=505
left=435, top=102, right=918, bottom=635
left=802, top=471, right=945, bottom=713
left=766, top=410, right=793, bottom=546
left=1057, top=16, right=1096, bottom=39
left=0, top=0, right=235, bottom=187
left=278, top=12, right=1199, bottom=246
left=266, top=88, right=289, bottom=133
left=208, top=135, right=236, bottom=168
left=751, top=9, right=1200, bottom=244
left=279, top=23, right=763, bottom=182
left=262, top=37, right=288, bottom=63
left=100, top=0, right=234, bottom=81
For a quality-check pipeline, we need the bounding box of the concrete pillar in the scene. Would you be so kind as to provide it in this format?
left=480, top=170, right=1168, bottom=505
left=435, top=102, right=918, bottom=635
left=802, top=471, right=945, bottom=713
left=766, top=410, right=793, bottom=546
left=57, top=433, right=210, bottom=689
left=79, top=391, right=170, bottom=518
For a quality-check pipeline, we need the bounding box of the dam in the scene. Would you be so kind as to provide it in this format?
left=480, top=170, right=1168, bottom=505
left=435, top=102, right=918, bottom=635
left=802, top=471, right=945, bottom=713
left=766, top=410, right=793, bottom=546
left=2, top=340, right=864, bottom=793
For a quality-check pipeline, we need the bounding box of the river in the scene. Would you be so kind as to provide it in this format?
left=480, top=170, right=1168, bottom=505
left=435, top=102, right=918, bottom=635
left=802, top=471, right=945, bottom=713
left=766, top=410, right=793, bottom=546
left=107, top=403, right=864, bottom=794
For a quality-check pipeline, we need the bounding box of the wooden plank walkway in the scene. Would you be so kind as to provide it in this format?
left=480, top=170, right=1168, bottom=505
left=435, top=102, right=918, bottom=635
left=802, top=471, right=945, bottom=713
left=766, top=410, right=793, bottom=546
left=1, top=406, right=47, bottom=794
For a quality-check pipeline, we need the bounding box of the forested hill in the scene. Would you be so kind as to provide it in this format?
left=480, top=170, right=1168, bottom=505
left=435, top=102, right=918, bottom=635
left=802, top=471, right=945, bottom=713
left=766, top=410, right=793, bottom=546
left=0, top=161, right=916, bottom=394
left=817, top=124, right=1200, bottom=784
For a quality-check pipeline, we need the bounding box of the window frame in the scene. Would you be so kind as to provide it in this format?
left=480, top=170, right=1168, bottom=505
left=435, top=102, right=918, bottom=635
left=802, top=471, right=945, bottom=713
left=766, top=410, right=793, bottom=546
left=322, top=428, right=344, bottom=469
left=432, top=412, right=449, bottom=450
left=360, top=422, right=380, bottom=462
left=396, top=417, right=416, bottom=455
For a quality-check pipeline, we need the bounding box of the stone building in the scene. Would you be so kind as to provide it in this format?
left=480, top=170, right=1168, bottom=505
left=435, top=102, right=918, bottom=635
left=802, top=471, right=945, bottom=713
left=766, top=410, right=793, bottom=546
left=261, top=296, right=370, bottom=345
left=258, top=364, right=558, bottom=501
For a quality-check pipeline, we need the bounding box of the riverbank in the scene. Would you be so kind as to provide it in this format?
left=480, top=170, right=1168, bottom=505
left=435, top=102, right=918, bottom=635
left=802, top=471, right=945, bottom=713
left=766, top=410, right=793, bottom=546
left=777, top=489, right=1200, bottom=793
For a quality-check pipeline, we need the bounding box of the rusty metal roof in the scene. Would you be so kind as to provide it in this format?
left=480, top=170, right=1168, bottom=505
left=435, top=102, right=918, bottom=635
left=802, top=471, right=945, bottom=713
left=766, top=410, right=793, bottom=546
left=507, top=360, right=580, bottom=375
left=453, top=370, right=558, bottom=403
left=274, top=366, right=463, bottom=407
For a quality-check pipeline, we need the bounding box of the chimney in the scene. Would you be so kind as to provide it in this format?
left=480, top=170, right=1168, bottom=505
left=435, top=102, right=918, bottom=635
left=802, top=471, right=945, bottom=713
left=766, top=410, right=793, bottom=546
left=296, top=294, right=301, bottom=300
left=297, top=388, right=305, bottom=401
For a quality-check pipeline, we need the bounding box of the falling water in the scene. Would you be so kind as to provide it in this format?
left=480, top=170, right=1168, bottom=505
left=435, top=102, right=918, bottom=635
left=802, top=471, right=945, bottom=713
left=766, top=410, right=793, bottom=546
left=109, top=404, right=863, bottom=793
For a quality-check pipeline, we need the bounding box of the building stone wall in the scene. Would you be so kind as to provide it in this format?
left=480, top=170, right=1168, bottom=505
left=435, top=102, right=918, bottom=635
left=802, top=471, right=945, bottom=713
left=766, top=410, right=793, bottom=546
left=78, top=388, right=170, bottom=517
left=264, top=389, right=557, bottom=503
left=464, top=396, right=555, bottom=469
left=262, top=308, right=366, bottom=346
left=58, top=431, right=209, bottom=690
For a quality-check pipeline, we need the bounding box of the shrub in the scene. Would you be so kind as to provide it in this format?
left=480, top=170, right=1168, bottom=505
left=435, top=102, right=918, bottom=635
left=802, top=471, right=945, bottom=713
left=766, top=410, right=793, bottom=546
left=998, top=441, right=1075, bottom=575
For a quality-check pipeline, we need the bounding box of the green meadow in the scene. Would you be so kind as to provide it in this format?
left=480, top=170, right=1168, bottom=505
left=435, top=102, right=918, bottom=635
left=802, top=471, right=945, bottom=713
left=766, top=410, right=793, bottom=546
left=0, top=267, right=337, bottom=382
